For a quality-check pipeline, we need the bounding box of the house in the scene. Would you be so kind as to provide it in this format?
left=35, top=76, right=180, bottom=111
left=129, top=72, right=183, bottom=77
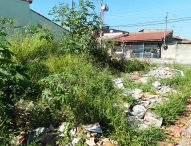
left=0, top=0, right=65, bottom=34
left=114, top=30, right=173, bottom=58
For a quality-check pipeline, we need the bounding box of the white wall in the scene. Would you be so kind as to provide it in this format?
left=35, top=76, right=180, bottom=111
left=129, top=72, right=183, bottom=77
left=161, top=44, right=176, bottom=60
left=175, top=44, right=191, bottom=64
left=159, top=44, right=191, bottom=65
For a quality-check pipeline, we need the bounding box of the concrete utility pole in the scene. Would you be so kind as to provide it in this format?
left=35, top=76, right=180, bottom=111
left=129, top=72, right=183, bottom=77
left=100, top=0, right=109, bottom=44
left=100, top=0, right=104, bottom=42
left=164, top=12, right=168, bottom=45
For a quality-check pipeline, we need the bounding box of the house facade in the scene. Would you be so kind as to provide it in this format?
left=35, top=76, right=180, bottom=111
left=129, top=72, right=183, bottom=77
left=0, top=0, right=64, bottom=34
left=114, top=30, right=173, bottom=59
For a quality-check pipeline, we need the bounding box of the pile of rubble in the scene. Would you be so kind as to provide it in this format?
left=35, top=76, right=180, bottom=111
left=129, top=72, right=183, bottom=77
left=113, top=67, right=183, bottom=129
left=123, top=89, right=167, bottom=129
left=128, top=67, right=184, bottom=84
left=11, top=123, right=117, bottom=146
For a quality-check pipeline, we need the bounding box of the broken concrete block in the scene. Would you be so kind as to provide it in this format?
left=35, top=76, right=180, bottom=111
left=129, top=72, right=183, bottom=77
left=143, top=112, right=163, bottom=127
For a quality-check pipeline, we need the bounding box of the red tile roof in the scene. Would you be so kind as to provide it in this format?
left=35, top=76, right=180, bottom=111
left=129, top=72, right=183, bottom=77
left=116, top=31, right=172, bottom=42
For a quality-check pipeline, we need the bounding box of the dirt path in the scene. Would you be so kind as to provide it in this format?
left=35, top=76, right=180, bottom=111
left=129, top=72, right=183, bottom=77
left=160, top=98, right=191, bottom=146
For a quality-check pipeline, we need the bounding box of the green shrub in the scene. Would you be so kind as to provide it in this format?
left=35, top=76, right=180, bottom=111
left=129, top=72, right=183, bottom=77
left=90, top=47, right=151, bottom=73
left=153, top=96, right=187, bottom=125
left=9, top=32, right=56, bottom=64
left=39, top=54, right=122, bottom=124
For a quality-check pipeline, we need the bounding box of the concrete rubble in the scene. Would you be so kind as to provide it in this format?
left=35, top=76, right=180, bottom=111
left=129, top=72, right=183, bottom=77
left=143, top=112, right=163, bottom=127
left=12, top=122, right=118, bottom=146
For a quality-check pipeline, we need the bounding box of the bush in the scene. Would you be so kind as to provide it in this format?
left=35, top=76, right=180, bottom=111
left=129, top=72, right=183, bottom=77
left=90, top=47, right=150, bottom=73
left=39, top=54, right=122, bottom=124
left=153, top=96, right=187, bottom=125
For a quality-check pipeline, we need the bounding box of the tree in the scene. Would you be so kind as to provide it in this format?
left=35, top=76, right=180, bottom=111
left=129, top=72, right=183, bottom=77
left=50, top=0, right=100, bottom=53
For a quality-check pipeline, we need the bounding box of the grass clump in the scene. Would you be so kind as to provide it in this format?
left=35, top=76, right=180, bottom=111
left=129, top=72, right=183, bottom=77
left=153, top=95, right=187, bottom=125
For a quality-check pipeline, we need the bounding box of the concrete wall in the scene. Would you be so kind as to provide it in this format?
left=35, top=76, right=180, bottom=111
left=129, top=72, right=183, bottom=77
left=161, top=44, right=176, bottom=60
left=0, top=0, right=31, bottom=26
left=30, top=10, right=64, bottom=34
left=155, top=44, right=191, bottom=65
left=0, top=0, right=64, bottom=34
left=175, top=44, right=191, bottom=64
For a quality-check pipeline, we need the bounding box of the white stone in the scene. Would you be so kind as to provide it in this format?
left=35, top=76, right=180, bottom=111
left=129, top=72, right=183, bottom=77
left=132, top=105, right=146, bottom=119
left=143, top=112, right=163, bottom=127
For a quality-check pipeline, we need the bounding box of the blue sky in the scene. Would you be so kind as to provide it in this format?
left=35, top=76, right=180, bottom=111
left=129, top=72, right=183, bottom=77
left=31, top=0, right=191, bottom=39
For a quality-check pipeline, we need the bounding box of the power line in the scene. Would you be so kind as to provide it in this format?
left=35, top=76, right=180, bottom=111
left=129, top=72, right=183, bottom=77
left=110, top=17, right=191, bottom=28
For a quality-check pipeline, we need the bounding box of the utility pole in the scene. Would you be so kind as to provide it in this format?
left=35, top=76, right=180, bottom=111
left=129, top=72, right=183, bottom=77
left=99, top=0, right=108, bottom=44
left=100, top=0, right=104, bottom=44
left=164, top=12, right=168, bottom=46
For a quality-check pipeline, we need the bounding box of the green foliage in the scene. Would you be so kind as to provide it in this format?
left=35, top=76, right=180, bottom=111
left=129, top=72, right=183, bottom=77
left=91, top=47, right=151, bottom=73
left=131, top=127, right=166, bottom=146
left=50, top=0, right=100, bottom=53
left=9, top=26, right=56, bottom=64
left=153, top=96, right=187, bottom=125
left=39, top=54, right=121, bottom=124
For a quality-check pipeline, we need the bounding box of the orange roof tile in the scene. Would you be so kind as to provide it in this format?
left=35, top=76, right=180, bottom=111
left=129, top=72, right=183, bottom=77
left=116, top=31, right=172, bottom=42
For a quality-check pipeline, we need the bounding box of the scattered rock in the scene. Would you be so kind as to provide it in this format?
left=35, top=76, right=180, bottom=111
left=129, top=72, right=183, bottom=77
left=148, top=67, right=175, bottom=79
left=101, top=138, right=115, bottom=146
left=143, top=112, right=163, bottom=127
left=86, top=137, right=96, bottom=146
left=130, top=89, right=143, bottom=100
left=158, top=86, right=173, bottom=95
left=132, top=105, right=146, bottom=119
left=139, top=100, right=150, bottom=108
